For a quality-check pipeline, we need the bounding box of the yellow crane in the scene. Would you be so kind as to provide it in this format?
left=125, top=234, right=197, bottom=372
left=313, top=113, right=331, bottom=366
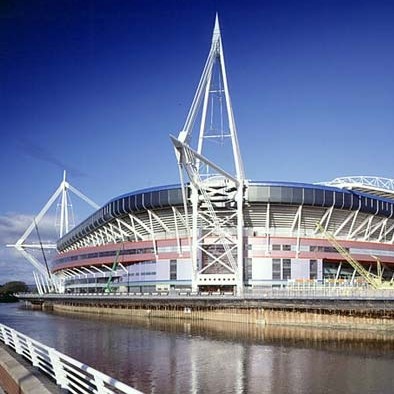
left=104, top=246, right=122, bottom=293
left=315, top=222, right=394, bottom=290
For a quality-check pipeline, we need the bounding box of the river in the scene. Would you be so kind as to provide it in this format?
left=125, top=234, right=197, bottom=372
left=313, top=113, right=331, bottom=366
left=0, top=302, right=393, bottom=393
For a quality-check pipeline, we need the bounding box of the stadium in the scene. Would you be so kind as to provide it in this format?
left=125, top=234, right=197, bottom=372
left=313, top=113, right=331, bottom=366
left=52, top=178, right=394, bottom=294
left=19, top=17, right=394, bottom=295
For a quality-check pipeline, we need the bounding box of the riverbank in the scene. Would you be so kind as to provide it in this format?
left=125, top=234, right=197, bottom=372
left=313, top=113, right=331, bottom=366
left=0, top=295, right=18, bottom=303
left=19, top=292, right=394, bottom=330
left=51, top=302, right=394, bottom=330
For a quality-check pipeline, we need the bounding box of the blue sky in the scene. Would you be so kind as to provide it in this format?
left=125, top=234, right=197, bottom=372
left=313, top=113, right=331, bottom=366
left=1, top=0, right=394, bottom=283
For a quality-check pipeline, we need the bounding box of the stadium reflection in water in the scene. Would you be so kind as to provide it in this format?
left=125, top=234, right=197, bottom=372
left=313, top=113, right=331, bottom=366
left=1, top=303, right=393, bottom=394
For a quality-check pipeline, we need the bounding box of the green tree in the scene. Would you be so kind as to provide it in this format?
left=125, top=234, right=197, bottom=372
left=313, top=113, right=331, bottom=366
left=0, top=281, right=28, bottom=295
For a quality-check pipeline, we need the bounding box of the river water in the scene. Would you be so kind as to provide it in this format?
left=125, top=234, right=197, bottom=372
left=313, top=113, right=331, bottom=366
left=0, top=303, right=393, bottom=394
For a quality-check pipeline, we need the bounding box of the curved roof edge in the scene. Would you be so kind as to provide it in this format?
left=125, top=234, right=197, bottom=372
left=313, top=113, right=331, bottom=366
left=57, top=180, right=394, bottom=251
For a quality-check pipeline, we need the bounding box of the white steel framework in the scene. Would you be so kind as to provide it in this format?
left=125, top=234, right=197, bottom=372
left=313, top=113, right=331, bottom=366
left=7, top=171, right=99, bottom=293
left=321, top=176, right=394, bottom=199
left=172, top=15, right=246, bottom=294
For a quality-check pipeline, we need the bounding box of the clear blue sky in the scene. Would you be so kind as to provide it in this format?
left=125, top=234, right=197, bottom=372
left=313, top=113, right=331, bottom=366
left=1, top=0, right=394, bottom=282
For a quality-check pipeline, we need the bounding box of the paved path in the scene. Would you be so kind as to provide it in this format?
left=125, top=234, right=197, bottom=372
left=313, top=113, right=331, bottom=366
left=0, top=344, right=61, bottom=393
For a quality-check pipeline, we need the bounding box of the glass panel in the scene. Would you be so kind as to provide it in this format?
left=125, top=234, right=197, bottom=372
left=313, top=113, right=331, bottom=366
left=292, top=188, right=303, bottom=205
left=314, top=189, right=324, bottom=206
left=310, top=259, right=318, bottom=279
left=142, top=192, right=152, bottom=210
left=248, top=186, right=269, bottom=202
left=324, top=190, right=333, bottom=206
left=269, top=187, right=282, bottom=203
left=272, top=259, right=281, bottom=280
left=281, top=187, right=292, bottom=203
left=350, top=193, right=360, bottom=211
left=151, top=191, right=160, bottom=208
left=282, top=258, right=291, bottom=280
left=135, top=193, right=143, bottom=211
left=334, top=192, right=344, bottom=209
left=303, top=188, right=314, bottom=205
left=343, top=193, right=352, bottom=210
left=170, top=259, right=177, bottom=280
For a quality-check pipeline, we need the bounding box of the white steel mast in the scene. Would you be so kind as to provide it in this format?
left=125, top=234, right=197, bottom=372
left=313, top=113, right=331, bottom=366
left=7, top=171, right=100, bottom=293
left=172, top=15, right=246, bottom=295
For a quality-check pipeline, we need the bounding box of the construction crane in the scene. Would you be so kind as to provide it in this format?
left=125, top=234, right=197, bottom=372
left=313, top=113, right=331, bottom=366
left=104, top=247, right=122, bottom=293
left=315, top=222, right=394, bottom=289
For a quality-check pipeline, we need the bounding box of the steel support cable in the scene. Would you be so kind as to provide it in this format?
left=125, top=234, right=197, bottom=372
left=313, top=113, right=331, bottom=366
left=182, top=49, right=218, bottom=138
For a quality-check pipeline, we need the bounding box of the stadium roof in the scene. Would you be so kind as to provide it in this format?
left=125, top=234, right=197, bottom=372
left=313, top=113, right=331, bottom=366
left=320, top=176, right=394, bottom=201
left=57, top=180, right=394, bottom=251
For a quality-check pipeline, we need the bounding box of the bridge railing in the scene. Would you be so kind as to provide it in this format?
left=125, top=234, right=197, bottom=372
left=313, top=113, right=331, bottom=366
left=0, top=323, right=141, bottom=394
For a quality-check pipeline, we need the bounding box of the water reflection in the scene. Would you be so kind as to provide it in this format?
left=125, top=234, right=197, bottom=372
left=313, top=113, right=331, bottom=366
left=1, top=303, right=393, bottom=393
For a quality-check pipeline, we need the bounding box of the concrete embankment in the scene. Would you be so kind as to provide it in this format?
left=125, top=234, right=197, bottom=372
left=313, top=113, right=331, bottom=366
left=27, top=295, right=394, bottom=330
left=0, top=343, right=62, bottom=394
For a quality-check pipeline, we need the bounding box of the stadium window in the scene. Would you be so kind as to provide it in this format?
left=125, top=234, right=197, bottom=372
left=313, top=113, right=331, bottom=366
left=272, top=259, right=281, bottom=280
left=282, top=259, right=291, bottom=280
left=310, top=260, right=318, bottom=280
left=245, top=258, right=252, bottom=280
left=282, top=245, right=291, bottom=251
left=272, top=244, right=281, bottom=251
left=170, top=259, right=177, bottom=280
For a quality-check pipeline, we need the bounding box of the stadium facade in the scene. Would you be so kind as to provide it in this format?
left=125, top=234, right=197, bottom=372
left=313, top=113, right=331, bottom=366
left=52, top=179, right=394, bottom=294
left=50, top=17, right=394, bottom=294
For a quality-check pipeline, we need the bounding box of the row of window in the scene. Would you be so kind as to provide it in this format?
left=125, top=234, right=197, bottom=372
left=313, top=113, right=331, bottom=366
left=309, top=246, right=348, bottom=253
left=272, top=244, right=291, bottom=251
left=65, top=277, right=119, bottom=285
left=130, top=272, right=156, bottom=277
left=272, top=259, right=291, bottom=280
left=250, top=244, right=348, bottom=254
left=272, top=259, right=318, bottom=280
left=55, top=247, right=155, bottom=265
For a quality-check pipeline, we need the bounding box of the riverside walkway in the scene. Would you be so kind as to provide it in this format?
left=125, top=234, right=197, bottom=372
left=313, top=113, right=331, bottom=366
left=19, top=285, right=394, bottom=305
left=18, top=286, right=394, bottom=330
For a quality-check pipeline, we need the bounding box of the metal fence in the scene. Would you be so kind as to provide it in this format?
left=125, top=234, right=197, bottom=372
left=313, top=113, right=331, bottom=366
left=244, top=286, right=394, bottom=299
left=18, top=285, right=394, bottom=300
left=0, top=324, right=141, bottom=394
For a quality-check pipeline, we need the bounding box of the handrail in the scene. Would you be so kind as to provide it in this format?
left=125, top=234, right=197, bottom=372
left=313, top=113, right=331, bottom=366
left=0, top=323, right=141, bottom=394
left=16, top=287, right=394, bottom=300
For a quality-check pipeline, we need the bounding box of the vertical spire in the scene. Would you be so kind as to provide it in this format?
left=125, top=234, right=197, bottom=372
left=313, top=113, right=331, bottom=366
left=172, top=15, right=246, bottom=295
left=212, top=13, right=221, bottom=44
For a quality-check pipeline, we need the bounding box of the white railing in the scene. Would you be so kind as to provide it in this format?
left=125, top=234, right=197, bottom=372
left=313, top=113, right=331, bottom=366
left=0, top=324, right=141, bottom=394
left=17, top=286, right=394, bottom=301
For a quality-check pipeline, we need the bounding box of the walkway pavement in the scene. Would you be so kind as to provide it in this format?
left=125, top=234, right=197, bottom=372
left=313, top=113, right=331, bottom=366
left=0, top=344, right=62, bottom=393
